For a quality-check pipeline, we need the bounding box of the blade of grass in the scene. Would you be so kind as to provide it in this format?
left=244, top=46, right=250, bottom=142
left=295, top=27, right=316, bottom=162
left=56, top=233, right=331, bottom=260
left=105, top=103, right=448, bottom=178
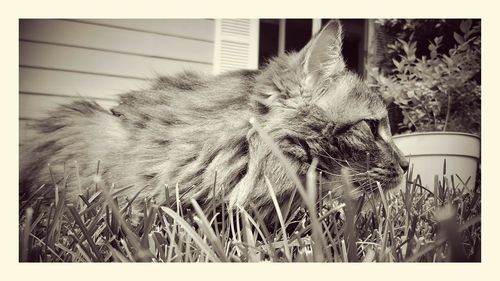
left=151, top=232, right=166, bottom=261
left=228, top=207, right=237, bottom=242
left=238, top=205, right=274, bottom=261
left=175, top=183, right=182, bottom=216
left=67, top=204, right=104, bottom=261
left=29, top=233, right=64, bottom=262
left=92, top=223, right=107, bottom=242
left=85, top=204, right=106, bottom=236
left=376, top=181, right=396, bottom=262
left=29, top=209, right=46, bottom=233
left=20, top=207, right=33, bottom=262
left=455, top=174, right=472, bottom=192
left=288, top=203, right=345, bottom=245
left=75, top=244, right=92, bottom=262
left=340, top=168, right=359, bottom=262
left=296, top=236, right=313, bottom=262
left=147, top=234, right=156, bottom=258
left=86, top=190, right=103, bottom=204
left=240, top=207, right=260, bottom=262
left=119, top=184, right=149, bottom=214
left=221, top=185, right=226, bottom=241
left=362, top=247, right=376, bottom=262
left=434, top=175, right=439, bottom=209
left=264, top=175, right=292, bottom=262
left=78, top=196, right=104, bottom=216
left=404, top=214, right=418, bottom=259
left=213, top=188, right=220, bottom=238
left=110, top=184, right=136, bottom=199
left=306, top=158, right=326, bottom=262
left=340, top=239, right=348, bottom=262
left=109, top=246, right=131, bottom=262
left=318, top=171, right=323, bottom=214
left=74, top=160, right=85, bottom=210
left=190, top=199, right=229, bottom=262
left=120, top=238, right=135, bottom=261
left=283, top=187, right=298, bottom=226
left=212, top=171, right=217, bottom=219
left=249, top=203, right=277, bottom=261
left=55, top=242, right=78, bottom=261
left=160, top=206, right=221, bottom=262
left=141, top=206, right=158, bottom=249
left=100, top=185, right=153, bottom=261
left=185, top=234, right=193, bottom=262
left=19, top=184, right=46, bottom=215
left=235, top=206, right=242, bottom=243
left=46, top=177, right=68, bottom=251
left=321, top=220, right=335, bottom=262
left=47, top=163, right=59, bottom=204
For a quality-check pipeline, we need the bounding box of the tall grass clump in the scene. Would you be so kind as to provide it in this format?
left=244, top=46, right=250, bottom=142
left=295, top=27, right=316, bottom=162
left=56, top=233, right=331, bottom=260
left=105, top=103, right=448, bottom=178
left=19, top=121, right=480, bottom=262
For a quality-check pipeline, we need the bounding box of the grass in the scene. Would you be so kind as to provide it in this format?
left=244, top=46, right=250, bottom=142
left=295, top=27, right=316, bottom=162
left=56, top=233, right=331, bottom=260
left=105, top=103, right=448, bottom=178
left=18, top=166, right=481, bottom=262
left=19, top=122, right=481, bottom=262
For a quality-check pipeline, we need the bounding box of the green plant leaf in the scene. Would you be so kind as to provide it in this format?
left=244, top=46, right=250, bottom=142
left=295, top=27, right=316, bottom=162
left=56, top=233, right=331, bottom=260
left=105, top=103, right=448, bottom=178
left=434, top=36, right=443, bottom=45
left=460, top=20, right=472, bottom=34
left=392, top=59, right=402, bottom=71
left=453, top=32, right=465, bottom=44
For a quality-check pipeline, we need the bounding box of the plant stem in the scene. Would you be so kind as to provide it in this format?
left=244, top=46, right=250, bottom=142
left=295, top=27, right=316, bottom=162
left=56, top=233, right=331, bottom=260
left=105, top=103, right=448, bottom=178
left=443, top=92, right=452, bottom=131
left=403, top=109, right=419, bottom=132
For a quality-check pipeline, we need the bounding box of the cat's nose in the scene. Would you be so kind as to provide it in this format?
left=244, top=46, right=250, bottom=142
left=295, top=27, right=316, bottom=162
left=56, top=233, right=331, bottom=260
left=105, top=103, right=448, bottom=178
left=399, top=160, right=409, bottom=173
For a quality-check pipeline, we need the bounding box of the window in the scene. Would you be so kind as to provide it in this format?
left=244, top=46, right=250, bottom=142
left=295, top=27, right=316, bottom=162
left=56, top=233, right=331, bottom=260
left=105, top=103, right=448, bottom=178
left=258, top=19, right=368, bottom=77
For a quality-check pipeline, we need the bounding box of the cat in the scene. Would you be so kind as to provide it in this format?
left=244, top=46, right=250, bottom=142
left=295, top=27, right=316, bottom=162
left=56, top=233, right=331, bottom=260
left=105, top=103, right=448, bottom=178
left=19, top=20, right=409, bottom=222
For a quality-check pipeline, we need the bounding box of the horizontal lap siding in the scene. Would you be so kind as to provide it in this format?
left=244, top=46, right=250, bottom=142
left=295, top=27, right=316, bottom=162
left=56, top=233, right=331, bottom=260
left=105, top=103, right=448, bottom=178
left=20, top=20, right=214, bottom=64
left=20, top=41, right=212, bottom=80
left=19, top=19, right=215, bottom=122
left=20, top=67, right=149, bottom=99
left=73, top=19, right=215, bottom=42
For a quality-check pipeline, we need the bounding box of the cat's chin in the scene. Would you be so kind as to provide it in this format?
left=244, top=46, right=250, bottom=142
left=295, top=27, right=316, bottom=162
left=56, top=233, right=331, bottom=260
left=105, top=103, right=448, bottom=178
left=377, top=177, right=406, bottom=193
left=386, top=173, right=407, bottom=191
left=319, top=173, right=401, bottom=200
left=349, top=174, right=406, bottom=199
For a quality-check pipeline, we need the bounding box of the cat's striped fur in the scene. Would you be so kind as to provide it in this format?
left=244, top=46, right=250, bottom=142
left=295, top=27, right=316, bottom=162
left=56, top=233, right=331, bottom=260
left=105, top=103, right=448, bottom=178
left=20, top=20, right=408, bottom=222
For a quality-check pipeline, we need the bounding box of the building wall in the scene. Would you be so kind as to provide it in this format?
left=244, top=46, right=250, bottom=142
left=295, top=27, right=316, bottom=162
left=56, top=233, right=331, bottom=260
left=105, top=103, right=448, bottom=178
left=19, top=19, right=215, bottom=140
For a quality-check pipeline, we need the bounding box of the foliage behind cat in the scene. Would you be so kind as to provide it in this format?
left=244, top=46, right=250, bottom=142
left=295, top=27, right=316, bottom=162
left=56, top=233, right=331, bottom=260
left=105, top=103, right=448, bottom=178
left=20, top=20, right=408, bottom=222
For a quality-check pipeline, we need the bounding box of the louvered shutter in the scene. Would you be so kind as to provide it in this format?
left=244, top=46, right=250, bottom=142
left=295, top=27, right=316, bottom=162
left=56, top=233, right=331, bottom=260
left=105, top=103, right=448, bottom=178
left=213, top=19, right=259, bottom=74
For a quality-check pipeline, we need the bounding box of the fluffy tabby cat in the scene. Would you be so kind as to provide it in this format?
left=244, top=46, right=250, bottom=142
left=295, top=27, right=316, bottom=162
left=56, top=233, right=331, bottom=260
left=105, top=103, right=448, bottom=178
left=20, top=20, right=408, bottom=221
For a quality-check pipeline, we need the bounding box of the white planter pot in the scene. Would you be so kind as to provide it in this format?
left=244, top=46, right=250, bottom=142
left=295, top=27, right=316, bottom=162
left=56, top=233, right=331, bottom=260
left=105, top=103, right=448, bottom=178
left=392, top=132, right=480, bottom=191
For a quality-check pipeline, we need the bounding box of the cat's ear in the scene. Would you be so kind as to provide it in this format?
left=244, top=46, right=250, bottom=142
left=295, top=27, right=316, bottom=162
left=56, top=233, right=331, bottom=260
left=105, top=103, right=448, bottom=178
left=302, top=20, right=346, bottom=84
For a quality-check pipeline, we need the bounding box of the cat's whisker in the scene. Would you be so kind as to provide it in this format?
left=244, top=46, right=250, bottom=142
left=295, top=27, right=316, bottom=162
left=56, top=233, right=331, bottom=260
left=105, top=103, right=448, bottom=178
left=314, top=154, right=351, bottom=172
left=316, top=146, right=350, bottom=168
left=318, top=172, right=364, bottom=181
left=303, top=164, right=364, bottom=179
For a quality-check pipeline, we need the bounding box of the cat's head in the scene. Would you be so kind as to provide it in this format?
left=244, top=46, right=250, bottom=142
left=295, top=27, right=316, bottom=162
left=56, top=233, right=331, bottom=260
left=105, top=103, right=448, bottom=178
left=254, top=20, right=409, bottom=195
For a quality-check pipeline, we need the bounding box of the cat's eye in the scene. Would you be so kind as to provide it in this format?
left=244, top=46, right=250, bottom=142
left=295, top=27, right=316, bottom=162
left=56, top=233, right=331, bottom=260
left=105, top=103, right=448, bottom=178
left=365, top=119, right=379, bottom=137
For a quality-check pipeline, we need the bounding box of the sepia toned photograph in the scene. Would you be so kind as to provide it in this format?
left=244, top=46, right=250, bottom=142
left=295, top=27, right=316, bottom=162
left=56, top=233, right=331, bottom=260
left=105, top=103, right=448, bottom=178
left=18, top=18, right=481, bottom=262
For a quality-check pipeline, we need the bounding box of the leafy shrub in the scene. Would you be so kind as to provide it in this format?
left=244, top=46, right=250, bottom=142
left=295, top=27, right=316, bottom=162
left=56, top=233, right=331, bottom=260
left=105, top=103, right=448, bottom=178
left=369, top=19, right=480, bottom=134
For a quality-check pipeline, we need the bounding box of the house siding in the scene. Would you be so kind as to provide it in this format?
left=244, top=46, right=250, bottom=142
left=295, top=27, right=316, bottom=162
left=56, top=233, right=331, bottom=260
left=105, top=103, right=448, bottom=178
left=19, top=19, right=215, bottom=141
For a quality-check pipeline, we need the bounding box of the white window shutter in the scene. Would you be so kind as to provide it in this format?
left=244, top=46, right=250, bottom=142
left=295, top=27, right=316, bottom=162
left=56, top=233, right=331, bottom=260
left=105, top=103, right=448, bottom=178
left=213, top=19, right=260, bottom=74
